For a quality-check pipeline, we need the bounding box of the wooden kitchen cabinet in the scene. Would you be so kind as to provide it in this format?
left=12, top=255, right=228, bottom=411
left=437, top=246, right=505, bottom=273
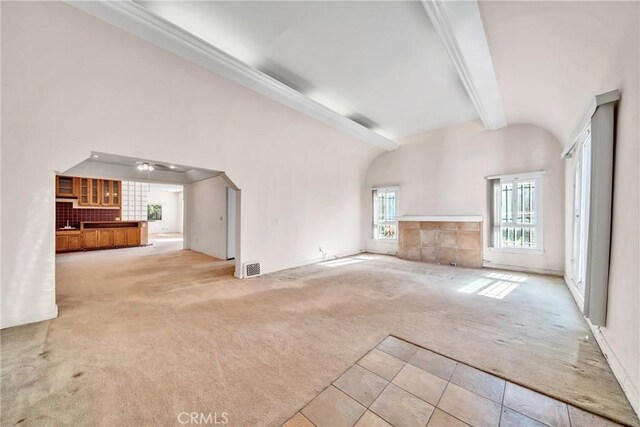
left=56, top=232, right=82, bottom=252
left=56, top=223, right=144, bottom=253
left=126, top=227, right=140, bottom=246
left=83, top=230, right=98, bottom=249
left=113, top=228, right=127, bottom=247
left=56, top=235, right=69, bottom=252
left=91, top=179, right=100, bottom=205
left=56, top=175, right=121, bottom=207
left=98, top=229, right=114, bottom=247
left=56, top=176, right=76, bottom=198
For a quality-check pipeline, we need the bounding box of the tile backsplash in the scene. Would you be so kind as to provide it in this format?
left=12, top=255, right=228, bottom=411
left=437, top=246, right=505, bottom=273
left=56, top=202, right=120, bottom=229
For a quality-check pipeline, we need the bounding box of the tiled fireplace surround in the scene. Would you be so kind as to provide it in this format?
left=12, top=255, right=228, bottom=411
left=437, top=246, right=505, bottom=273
left=55, top=201, right=120, bottom=230
left=398, top=220, right=483, bottom=268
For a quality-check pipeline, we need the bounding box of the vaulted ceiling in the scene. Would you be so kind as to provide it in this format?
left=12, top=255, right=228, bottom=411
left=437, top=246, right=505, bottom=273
left=136, top=1, right=479, bottom=140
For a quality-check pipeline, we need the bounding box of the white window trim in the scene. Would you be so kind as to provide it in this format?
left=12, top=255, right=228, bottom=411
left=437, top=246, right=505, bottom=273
left=490, top=172, right=544, bottom=254
left=372, top=186, right=399, bottom=241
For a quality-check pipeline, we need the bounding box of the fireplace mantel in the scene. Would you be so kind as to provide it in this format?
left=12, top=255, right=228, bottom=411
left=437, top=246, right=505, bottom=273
left=398, top=215, right=483, bottom=222
left=398, top=218, right=483, bottom=268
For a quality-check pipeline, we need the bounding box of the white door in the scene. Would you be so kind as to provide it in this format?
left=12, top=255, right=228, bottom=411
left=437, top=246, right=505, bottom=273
left=572, top=132, right=592, bottom=296
left=226, top=187, right=236, bottom=260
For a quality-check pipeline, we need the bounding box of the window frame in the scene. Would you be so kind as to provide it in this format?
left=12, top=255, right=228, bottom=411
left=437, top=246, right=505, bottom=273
left=372, top=186, right=399, bottom=241
left=490, top=172, right=544, bottom=254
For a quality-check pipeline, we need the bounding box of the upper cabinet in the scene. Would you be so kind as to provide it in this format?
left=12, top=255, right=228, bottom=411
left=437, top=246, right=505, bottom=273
left=58, top=175, right=121, bottom=208
left=55, top=176, right=76, bottom=198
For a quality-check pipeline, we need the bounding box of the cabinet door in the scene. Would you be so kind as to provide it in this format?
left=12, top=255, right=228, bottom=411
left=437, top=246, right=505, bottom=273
left=68, top=235, right=82, bottom=251
left=91, top=179, right=100, bottom=206
left=112, top=181, right=120, bottom=206
left=126, top=227, right=140, bottom=246
left=98, top=229, right=113, bottom=247
left=100, top=179, right=112, bottom=206
left=113, top=229, right=127, bottom=246
left=56, top=176, right=75, bottom=197
left=83, top=230, right=98, bottom=248
left=79, top=178, right=90, bottom=205
left=56, top=235, right=69, bottom=252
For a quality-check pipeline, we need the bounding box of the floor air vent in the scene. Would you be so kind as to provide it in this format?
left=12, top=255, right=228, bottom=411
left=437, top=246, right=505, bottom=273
left=245, top=261, right=261, bottom=277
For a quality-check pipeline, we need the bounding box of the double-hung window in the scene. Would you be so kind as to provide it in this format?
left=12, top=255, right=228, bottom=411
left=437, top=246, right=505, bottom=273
left=490, top=173, right=543, bottom=252
left=373, top=187, right=398, bottom=240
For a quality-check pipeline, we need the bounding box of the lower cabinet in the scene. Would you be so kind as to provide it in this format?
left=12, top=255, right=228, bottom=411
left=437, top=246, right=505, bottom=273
left=83, top=230, right=98, bottom=249
left=126, top=228, right=140, bottom=246
left=98, top=230, right=113, bottom=248
left=57, top=226, right=142, bottom=253
left=56, top=233, right=82, bottom=252
left=113, top=229, right=127, bottom=247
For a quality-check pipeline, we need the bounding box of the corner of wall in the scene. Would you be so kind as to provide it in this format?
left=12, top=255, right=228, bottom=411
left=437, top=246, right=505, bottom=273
left=1, top=305, right=58, bottom=330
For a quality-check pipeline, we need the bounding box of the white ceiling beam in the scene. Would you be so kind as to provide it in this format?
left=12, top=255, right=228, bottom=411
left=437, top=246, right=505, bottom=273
left=422, top=0, right=507, bottom=130
left=66, top=1, right=399, bottom=151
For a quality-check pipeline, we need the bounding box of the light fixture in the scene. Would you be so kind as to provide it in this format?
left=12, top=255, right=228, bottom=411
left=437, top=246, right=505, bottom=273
left=137, top=162, right=154, bottom=172
left=92, top=154, right=99, bottom=158
left=169, top=165, right=176, bottom=169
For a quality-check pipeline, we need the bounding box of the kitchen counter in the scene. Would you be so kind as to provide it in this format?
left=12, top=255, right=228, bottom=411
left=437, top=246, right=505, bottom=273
left=80, top=220, right=147, bottom=229
left=56, top=221, right=148, bottom=253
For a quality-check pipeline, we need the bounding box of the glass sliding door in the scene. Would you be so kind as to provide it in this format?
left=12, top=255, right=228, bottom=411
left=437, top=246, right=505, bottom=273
left=572, top=129, right=591, bottom=297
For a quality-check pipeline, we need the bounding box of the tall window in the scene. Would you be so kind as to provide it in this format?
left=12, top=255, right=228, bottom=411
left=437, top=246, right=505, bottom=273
left=491, top=173, right=543, bottom=251
left=373, top=187, right=398, bottom=240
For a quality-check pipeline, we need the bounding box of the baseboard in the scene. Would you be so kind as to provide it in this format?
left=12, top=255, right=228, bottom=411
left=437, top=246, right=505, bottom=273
left=255, top=249, right=363, bottom=278
left=1, top=305, right=58, bottom=329
left=588, top=322, right=640, bottom=417
left=482, top=261, right=564, bottom=277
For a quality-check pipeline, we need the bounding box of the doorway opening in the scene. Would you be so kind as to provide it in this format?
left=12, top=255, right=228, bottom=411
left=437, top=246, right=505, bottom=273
left=54, top=151, right=242, bottom=313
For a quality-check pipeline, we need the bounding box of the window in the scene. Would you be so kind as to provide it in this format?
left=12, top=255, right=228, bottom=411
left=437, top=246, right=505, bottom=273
left=373, top=187, right=398, bottom=240
left=147, top=204, right=163, bottom=221
left=490, top=173, right=543, bottom=251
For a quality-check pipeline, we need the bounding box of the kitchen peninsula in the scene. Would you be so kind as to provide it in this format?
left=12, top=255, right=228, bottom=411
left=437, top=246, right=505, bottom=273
left=55, top=175, right=148, bottom=253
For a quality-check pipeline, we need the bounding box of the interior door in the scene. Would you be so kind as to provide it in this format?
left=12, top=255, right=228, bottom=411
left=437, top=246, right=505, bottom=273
left=226, top=187, right=236, bottom=260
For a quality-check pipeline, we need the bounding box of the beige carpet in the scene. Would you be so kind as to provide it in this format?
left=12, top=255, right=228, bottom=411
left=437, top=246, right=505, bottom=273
left=1, top=241, right=638, bottom=426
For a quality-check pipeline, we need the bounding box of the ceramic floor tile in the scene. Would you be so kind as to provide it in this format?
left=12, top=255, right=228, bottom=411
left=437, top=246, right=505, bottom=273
left=408, top=348, right=457, bottom=381
left=392, top=363, right=448, bottom=406
left=354, top=411, right=393, bottom=427
left=357, top=348, right=406, bottom=381
left=499, top=407, right=546, bottom=427
left=437, top=383, right=501, bottom=427
left=503, top=383, right=570, bottom=427
left=301, top=385, right=366, bottom=427
left=427, top=409, right=470, bottom=427
left=568, top=405, right=623, bottom=427
left=283, top=412, right=315, bottom=427
left=376, top=336, right=419, bottom=362
left=370, top=383, right=435, bottom=427
left=334, top=365, right=389, bottom=407
left=449, top=363, right=505, bottom=404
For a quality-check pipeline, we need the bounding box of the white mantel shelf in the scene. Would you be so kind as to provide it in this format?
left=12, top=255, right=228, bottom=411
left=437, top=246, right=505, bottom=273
left=397, top=215, right=483, bottom=222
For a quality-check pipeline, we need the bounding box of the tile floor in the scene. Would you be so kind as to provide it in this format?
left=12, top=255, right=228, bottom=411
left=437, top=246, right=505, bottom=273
left=284, top=336, right=624, bottom=427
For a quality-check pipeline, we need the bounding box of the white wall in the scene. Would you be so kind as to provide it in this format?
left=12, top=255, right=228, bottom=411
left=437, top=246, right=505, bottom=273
left=148, top=190, right=180, bottom=234
left=0, top=1, right=380, bottom=328
left=364, top=121, right=565, bottom=275
left=184, top=177, right=228, bottom=260
left=480, top=1, right=639, bottom=412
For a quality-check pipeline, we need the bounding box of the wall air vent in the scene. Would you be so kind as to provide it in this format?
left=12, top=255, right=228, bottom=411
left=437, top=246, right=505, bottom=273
left=244, top=261, right=261, bottom=277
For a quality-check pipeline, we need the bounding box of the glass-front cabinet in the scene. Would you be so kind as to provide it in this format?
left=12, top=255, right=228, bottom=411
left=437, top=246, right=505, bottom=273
left=91, top=179, right=99, bottom=205
left=101, top=180, right=111, bottom=206
left=67, top=177, right=122, bottom=207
